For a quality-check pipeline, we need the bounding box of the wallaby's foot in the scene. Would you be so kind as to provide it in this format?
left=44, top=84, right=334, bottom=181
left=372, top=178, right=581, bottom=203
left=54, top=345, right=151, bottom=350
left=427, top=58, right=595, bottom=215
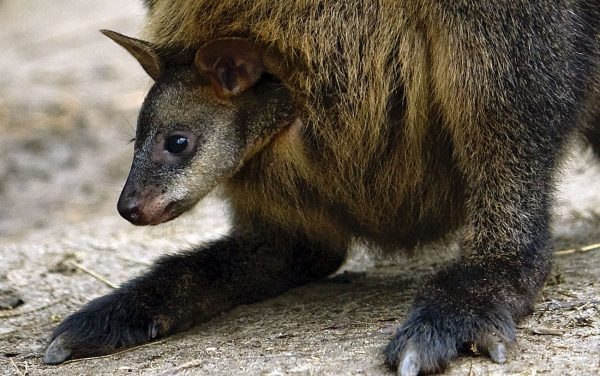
left=383, top=264, right=525, bottom=375
left=385, top=310, right=511, bottom=375
left=44, top=291, right=169, bottom=364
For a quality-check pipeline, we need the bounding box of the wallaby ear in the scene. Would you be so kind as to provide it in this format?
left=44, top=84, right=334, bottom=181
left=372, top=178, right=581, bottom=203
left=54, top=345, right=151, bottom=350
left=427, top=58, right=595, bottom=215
left=100, top=29, right=162, bottom=81
left=195, top=38, right=265, bottom=98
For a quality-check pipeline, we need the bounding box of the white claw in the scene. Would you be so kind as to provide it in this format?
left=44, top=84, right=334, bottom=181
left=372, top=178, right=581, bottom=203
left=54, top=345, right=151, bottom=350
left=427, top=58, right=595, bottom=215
left=478, top=333, right=507, bottom=364
left=399, top=349, right=420, bottom=376
left=488, top=339, right=507, bottom=364
left=149, top=321, right=159, bottom=339
left=44, top=333, right=72, bottom=365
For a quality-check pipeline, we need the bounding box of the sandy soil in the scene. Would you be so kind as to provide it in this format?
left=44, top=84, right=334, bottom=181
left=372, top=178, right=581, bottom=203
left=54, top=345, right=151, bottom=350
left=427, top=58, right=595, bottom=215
left=1, top=1, right=599, bottom=375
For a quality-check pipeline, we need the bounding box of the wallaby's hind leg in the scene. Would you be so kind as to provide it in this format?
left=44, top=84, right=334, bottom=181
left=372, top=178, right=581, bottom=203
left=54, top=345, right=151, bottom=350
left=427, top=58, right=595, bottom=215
left=383, top=8, right=585, bottom=373
left=44, top=225, right=348, bottom=364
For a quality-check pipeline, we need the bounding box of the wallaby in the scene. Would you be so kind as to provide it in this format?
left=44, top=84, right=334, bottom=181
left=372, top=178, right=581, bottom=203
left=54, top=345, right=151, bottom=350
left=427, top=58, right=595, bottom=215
left=45, top=1, right=600, bottom=374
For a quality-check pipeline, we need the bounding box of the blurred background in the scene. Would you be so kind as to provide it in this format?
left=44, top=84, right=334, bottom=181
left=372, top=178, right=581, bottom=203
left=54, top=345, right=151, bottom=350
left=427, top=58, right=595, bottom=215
left=0, top=0, right=148, bottom=241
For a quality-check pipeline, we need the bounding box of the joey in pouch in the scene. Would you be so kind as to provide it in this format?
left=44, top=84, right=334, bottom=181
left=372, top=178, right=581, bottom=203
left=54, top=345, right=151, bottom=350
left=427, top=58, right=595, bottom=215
left=45, top=2, right=600, bottom=375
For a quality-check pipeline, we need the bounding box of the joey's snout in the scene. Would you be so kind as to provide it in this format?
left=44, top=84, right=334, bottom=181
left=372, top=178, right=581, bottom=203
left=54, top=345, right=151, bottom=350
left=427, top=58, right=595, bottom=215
left=117, top=183, right=178, bottom=226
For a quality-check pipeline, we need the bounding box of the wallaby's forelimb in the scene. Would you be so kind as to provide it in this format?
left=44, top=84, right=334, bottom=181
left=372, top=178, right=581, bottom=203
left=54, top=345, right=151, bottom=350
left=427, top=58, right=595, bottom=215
left=44, top=226, right=347, bottom=364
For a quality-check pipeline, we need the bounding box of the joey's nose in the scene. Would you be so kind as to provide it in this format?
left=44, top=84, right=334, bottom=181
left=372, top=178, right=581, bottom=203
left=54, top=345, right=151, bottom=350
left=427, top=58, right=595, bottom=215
left=117, top=193, right=145, bottom=225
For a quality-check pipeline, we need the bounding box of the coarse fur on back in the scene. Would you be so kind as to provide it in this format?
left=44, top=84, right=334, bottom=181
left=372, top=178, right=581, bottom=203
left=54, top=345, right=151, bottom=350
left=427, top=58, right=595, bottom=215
left=141, top=0, right=599, bottom=248
left=143, top=0, right=463, bottom=248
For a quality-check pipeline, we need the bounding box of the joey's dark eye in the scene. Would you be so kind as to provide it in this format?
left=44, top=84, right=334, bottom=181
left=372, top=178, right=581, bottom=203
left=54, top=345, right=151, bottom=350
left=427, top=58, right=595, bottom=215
left=165, top=135, right=189, bottom=154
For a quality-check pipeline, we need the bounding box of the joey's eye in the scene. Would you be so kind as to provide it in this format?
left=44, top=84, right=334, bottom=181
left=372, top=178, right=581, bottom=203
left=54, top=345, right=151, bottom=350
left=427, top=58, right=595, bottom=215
left=165, top=135, right=189, bottom=154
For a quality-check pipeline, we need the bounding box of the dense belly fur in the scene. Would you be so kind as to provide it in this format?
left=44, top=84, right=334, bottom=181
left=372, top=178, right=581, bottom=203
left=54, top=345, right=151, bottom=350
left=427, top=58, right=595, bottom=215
left=225, top=117, right=467, bottom=250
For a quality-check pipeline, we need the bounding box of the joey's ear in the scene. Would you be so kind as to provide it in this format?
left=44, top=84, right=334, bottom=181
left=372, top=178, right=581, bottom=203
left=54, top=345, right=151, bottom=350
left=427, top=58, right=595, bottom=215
left=100, top=29, right=162, bottom=81
left=195, top=38, right=265, bottom=98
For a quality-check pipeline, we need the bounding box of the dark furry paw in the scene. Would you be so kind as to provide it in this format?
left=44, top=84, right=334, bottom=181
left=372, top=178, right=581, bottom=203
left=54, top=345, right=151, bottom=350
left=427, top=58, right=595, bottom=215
left=384, top=265, right=520, bottom=375
left=44, top=292, right=168, bottom=364
left=384, top=323, right=510, bottom=375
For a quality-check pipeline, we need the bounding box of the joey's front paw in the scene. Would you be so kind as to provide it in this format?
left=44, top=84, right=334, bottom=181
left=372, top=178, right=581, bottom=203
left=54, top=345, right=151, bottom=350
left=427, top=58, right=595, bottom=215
left=44, top=292, right=169, bottom=364
left=384, top=267, right=519, bottom=375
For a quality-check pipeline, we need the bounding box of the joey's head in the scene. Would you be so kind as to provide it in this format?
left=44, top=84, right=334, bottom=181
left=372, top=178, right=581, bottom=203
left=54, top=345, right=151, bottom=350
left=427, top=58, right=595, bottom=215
left=102, top=30, right=296, bottom=225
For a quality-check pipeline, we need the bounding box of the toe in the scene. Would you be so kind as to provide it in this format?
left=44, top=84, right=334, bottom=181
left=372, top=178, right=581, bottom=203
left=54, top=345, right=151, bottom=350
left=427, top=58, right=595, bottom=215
left=476, top=333, right=507, bottom=364
left=44, top=333, right=72, bottom=365
left=148, top=320, right=160, bottom=339
left=398, top=346, right=421, bottom=376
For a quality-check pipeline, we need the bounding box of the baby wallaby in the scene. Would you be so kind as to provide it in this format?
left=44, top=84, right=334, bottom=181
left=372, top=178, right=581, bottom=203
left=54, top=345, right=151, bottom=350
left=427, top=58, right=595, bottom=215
left=45, top=3, right=600, bottom=374
left=107, top=33, right=297, bottom=226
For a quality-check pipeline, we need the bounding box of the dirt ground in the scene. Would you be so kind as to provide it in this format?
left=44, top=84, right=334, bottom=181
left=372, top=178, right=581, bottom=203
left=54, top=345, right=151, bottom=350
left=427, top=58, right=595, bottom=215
left=0, top=1, right=599, bottom=375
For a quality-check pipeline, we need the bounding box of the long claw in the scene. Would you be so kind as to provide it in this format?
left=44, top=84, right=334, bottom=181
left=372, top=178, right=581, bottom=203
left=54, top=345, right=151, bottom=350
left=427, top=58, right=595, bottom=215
left=399, top=348, right=420, bottom=376
left=149, top=320, right=159, bottom=339
left=487, top=340, right=506, bottom=364
left=44, top=333, right=72, bottom=365
left=477, top=333, right=507, bottom=364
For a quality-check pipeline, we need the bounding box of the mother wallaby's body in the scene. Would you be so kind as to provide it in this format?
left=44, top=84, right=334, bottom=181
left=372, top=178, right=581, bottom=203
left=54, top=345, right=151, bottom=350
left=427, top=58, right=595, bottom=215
left=46, top=1, right=600, bottom=374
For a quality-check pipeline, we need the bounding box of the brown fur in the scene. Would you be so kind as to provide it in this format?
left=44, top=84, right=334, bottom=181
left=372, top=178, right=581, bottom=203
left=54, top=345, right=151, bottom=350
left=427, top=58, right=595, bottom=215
left=142, top=0, right=598, bottom=250
left=45, top=1, right=599, bottom=373
left=142, top=1, right=473, bottom=248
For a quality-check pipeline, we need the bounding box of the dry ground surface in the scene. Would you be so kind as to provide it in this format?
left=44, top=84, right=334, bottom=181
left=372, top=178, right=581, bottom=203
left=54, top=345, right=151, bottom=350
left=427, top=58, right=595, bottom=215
left=1, top=1, right=599, bottom=375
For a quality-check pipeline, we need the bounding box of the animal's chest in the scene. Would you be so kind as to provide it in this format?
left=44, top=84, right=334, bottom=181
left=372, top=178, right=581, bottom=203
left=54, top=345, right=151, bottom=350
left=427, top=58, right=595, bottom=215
left=226, top=125, right=467, bottom=248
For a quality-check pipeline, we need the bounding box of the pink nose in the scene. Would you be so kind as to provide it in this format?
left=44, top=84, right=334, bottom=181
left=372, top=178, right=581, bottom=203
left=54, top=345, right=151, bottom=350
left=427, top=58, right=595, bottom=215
left=117, top=192, right=148, bottom=225
left=117, top=196, right=143, bottom=225
left=117, top=184, right=175, bottom=226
